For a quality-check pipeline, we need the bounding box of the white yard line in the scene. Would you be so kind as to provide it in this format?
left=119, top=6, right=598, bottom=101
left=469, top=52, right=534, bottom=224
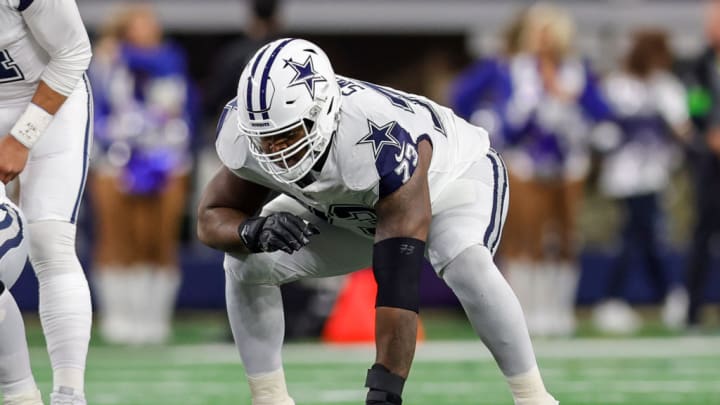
left=30, top=337, right=720, bottom=366
left=184, top=337, right=719, bottom=365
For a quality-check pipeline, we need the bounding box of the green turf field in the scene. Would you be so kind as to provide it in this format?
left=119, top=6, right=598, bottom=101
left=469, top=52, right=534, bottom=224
left=15, top=312, right=720, bottom=405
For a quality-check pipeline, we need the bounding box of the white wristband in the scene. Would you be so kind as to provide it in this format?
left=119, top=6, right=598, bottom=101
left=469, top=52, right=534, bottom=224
left=9, top=103, right=53, bottom=149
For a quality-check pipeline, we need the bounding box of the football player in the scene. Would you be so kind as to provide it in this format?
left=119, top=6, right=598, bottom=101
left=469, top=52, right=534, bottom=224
left=0, top=184, right=41, bottom=405
left=0, top=1, right=92, bottom=404
left=198, top=38, right=558, bottom=405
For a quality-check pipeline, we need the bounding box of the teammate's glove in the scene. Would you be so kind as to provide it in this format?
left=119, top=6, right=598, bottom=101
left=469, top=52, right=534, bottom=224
left=239, top=212, right=320, bottom=254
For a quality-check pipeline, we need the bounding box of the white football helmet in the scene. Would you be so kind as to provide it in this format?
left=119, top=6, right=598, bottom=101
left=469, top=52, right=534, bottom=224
left=0, top=184, right=28, bottom=290
left=237, top=38, right=341, bottom=184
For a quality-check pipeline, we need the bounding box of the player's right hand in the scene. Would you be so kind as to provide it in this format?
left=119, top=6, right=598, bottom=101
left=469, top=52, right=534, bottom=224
left=238, top=212, right=320, bottom=254
left=0, top=135, right=30, bottom=184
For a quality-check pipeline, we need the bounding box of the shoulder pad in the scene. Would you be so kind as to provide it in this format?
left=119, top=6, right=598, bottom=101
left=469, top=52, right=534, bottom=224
left=215, top=102, right=249, bottom=170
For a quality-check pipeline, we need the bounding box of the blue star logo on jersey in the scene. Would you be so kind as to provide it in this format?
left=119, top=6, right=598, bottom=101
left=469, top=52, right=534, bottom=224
left=284, top=55, right=327, bottom=99
left=356, top=120, right=401, bottom=159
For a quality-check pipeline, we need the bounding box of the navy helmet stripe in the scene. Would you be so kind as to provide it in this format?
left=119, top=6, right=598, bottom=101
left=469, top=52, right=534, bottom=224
left=259, top=38, right=295, bottom=119
left=0, top=205, right=24, bottom=258
left=0, top=207, right=13, bottom=229
left=246, top=79, right=255, bottom=121
left=246, top=44, right=271, bottom=121
left=17, top=0, right=34, bottom=11
left=250, top=44, right=271, bottom=76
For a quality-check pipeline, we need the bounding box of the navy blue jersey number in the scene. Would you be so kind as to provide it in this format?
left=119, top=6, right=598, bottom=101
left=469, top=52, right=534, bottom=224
left=361, top=80, right=446, bottom=136
left=0, top=50, right=24, bottom=84
left=307, top=204, right=377, bottom=236
left=329, top=205, right=376, bottom=236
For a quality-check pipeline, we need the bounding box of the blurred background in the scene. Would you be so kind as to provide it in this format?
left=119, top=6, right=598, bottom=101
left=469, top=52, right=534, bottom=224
left=9, top=0, right=720, bottom=404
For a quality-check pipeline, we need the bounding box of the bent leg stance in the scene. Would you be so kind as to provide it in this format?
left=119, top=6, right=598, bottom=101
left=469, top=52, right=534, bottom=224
left=225, top=195, right=372, bottom=404
left=429, top=149, right=557, bottom=405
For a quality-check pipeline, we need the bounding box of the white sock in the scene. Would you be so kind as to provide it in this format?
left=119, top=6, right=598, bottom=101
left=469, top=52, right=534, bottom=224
left=504, top=259, right=534, bottom=316
left=93, top=268, right=124, bottom=332
left=528, top=262, right=557, bottom=336
left=507, top=366, right=558, bottom=405
left=146, top=268, right=181, bottom=342
left=0, top=288, right=38, bottom=397
left=551, top=261, right=578, bottom=335
left=247, top=369, right=294, bottom=405
left=126, top=264, right=153, bottom=343
left=28, top=221, right=90, bottom=395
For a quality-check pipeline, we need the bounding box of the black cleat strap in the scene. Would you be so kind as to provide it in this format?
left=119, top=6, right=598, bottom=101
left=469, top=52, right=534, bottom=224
left=365, top=363, right=405, bottom=396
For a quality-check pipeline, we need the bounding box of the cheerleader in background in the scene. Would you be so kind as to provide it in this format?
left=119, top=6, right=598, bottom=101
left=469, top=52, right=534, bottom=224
left=593, top=30, right=692, bottom=334
left=498, top=4, right=612, bottom=336
left=450, top=9, right=527, bottom=150
left=89, top=4, right=194, bottom=345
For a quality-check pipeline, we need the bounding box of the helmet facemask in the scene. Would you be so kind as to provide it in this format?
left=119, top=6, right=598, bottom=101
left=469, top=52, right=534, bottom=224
left=237, top=38, right=341, bottom=185
left=245, top=115, right=331, bottom=184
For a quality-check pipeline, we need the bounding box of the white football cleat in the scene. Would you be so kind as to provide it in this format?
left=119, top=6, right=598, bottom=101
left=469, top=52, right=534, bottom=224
left=3, top=389, right=44, bottom=405
left=592, top=299, right=641, bottom=334
left=661, top=287, right=688, bottom=330
left=49, top=387, right=85, bottom=405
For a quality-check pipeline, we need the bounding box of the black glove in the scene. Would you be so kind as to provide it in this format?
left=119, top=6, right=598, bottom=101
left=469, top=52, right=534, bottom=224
left=239, top=212, right=320, bottom=254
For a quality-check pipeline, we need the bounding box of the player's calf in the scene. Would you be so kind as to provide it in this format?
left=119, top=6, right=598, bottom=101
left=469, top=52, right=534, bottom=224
left=365, top=364, right=405, bottom=405
left=27, top=221, right=91, bottom=397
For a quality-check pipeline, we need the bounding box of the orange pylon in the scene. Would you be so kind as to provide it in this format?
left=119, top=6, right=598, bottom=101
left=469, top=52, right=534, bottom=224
left=322, top=268, right=425, bottom=343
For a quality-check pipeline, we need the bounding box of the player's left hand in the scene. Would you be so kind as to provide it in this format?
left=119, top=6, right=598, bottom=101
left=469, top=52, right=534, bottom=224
left=239, top=212, right=320, bottom=254
left=0, top=134, right=30, bottom=184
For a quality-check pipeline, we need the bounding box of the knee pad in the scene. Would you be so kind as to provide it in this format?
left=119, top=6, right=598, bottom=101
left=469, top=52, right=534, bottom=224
left=27, top=221, right=80, bottom=278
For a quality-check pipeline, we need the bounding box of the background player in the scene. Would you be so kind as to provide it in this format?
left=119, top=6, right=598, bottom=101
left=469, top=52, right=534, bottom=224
left=0, top=0, right=93, bottom=403
left=198, top=38, right=558, bottom=405
left=0, top=184, right=41, bottom=405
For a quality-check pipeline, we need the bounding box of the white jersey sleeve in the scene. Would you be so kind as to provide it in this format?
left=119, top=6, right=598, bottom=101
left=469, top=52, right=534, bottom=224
left=334, top=76, right=489, bottom=206
left=15, top=0, right=91, bottom=96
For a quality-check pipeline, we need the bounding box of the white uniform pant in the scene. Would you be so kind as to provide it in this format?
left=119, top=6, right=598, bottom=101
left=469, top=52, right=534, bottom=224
left=0, top=75, right=92, bottom=224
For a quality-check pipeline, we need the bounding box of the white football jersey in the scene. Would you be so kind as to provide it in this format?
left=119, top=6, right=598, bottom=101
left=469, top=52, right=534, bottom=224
left=217, top=75, right=490, bottom=238
left=0, top=0, right=91, bottom=105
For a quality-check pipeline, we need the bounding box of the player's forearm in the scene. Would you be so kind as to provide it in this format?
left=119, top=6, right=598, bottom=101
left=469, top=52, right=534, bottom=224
left=374, top=307, right=418, bottom=378
left=8, top=81, right=67, bottom=150
left=31, top=81, right=68, bottom=115
left=196, top=207, right=250, bottom=253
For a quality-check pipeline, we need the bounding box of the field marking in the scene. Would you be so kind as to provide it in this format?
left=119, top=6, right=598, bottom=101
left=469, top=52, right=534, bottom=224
left=35, top=336, right=717, bottom=366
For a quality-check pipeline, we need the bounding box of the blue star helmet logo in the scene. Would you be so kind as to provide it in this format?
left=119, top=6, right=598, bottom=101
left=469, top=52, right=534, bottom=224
left=283, top=55, right=327, bottom=99
left=356, top=120, right=401, bottom=159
